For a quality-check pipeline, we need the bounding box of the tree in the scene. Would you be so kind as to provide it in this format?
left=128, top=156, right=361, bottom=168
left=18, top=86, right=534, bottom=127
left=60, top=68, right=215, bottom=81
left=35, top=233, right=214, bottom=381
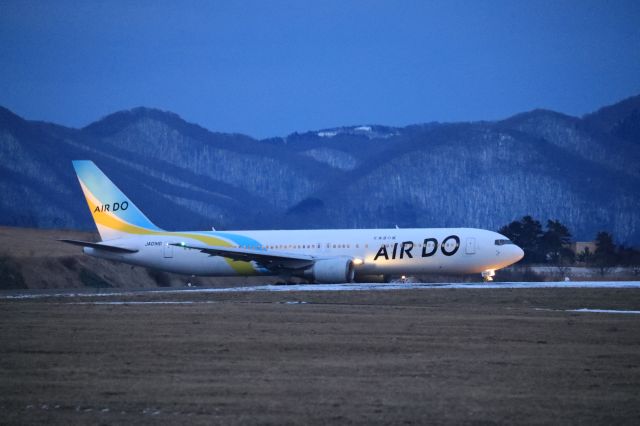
left=593, top=231, right=617, bottom=276
left=499, top=216, right=545, bottom=263
left=618, top=245, right=640, bottom=276
left=576, top=246, right=593, bottom=264
left=542, top=219, right=574, bottom=265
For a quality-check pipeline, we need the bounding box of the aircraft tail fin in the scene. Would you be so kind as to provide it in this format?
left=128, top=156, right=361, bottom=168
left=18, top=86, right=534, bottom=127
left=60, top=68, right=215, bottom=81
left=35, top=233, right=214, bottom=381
left=72, top=160, right=162, bottom=241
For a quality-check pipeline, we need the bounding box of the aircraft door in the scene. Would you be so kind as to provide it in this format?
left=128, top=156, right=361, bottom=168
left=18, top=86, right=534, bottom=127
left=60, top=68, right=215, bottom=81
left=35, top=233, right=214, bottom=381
left=465, top=237, right=476, bottom=254
left=164, top=243, right=174, bottom=258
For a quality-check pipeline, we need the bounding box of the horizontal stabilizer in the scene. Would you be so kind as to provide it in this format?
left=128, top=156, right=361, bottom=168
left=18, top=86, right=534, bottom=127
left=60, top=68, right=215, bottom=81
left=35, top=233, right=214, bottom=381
left=59, top=239, right=139, bottom=253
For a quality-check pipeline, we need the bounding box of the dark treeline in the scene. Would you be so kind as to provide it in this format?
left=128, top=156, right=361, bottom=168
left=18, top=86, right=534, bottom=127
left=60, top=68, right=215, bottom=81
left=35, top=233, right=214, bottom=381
left=498, top=216, right=640, bottom=270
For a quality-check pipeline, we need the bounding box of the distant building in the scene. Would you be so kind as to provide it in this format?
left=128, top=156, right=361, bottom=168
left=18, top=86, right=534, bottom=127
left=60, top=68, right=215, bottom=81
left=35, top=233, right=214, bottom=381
left=570, top=241, right=597, bottom=255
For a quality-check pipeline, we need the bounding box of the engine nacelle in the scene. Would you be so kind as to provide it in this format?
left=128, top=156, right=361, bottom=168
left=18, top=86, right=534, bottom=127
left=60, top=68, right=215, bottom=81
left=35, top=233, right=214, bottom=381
left=305, top=258, right=355, bottom=283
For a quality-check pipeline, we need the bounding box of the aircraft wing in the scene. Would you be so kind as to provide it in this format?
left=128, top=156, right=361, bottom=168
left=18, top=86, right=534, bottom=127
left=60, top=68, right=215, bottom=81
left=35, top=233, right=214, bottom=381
left=59, top=239, right=139, bottom=253
left=172, top=243, right=315, bottom=271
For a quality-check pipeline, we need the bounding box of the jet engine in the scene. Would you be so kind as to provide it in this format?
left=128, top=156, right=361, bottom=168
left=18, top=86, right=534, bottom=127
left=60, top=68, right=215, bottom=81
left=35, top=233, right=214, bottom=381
left=305, top=258, right=355, bottom=283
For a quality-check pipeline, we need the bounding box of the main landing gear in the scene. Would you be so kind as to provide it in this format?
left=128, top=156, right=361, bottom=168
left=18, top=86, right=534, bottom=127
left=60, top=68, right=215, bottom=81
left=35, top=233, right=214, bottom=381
left=481, top=269, right=495, bottom=282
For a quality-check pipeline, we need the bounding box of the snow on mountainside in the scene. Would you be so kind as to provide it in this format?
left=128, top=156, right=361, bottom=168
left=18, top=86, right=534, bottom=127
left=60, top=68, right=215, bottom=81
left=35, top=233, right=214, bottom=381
left=316, top=125, right=400, bottom=139
left=1, top=95, right=639, bottom=243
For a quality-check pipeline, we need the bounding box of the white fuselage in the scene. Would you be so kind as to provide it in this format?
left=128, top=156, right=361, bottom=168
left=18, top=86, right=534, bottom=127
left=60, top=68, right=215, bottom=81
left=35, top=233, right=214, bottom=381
left=84, top=227, right=524, bottom=279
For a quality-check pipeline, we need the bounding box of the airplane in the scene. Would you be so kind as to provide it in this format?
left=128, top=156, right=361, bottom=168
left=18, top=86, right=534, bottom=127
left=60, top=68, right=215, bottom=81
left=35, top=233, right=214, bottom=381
left=61, top=161, right=524, bottom=283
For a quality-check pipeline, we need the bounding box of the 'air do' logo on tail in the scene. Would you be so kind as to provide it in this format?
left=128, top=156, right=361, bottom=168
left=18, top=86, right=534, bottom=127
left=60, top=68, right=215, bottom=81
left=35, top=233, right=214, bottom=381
left=93, top=201, right=129, bottom=213
left=72, top=160, right=162, bottom=241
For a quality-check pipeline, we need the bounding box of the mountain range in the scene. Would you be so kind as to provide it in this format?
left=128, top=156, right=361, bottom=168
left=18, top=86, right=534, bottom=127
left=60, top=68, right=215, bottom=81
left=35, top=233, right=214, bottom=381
left=1, top=95, right=639, bottom=244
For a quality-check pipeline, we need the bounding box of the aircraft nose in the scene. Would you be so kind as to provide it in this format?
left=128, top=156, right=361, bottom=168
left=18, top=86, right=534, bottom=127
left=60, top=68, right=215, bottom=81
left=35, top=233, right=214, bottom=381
left=514, top=245, right=525, bottom=262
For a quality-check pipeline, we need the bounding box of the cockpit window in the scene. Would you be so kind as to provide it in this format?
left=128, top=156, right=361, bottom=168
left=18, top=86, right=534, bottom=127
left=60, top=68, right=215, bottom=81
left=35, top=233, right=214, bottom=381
left=495, top=239, right=514, bottom=246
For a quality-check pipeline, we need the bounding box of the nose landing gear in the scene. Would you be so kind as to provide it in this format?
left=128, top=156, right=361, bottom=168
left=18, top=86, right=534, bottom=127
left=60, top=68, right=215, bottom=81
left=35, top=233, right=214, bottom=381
left=481, top=269, right=495, bottom=282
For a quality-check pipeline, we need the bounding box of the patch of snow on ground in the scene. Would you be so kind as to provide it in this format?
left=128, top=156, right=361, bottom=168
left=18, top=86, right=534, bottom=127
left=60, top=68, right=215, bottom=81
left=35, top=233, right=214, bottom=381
left=2, top=281, right=640, bottom=300
left=567, top=308, right=640, bottom=314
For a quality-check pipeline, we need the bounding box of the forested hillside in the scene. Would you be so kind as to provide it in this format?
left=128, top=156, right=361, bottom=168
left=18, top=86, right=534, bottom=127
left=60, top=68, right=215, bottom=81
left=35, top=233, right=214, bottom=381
left=1, top=95, right=639, bottom=243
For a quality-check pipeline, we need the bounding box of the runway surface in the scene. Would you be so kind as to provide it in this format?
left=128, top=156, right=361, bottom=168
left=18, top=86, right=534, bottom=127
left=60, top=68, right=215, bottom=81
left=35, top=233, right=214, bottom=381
left=3, top=280, right=640, bottom=300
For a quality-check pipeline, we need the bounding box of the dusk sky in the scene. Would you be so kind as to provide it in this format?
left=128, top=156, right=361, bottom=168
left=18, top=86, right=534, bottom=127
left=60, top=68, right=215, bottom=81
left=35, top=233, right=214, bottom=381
left=1, top=0, right=639, bottom=138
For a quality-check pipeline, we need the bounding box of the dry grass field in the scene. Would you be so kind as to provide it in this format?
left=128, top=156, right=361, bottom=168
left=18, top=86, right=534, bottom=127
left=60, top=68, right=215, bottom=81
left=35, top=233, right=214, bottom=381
left=1, top=287, right=640, bottom=425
